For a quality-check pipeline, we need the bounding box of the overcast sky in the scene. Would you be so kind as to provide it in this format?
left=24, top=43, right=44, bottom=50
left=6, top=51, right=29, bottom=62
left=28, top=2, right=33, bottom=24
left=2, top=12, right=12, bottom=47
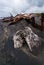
left=0, top=0, right=44, bottom=17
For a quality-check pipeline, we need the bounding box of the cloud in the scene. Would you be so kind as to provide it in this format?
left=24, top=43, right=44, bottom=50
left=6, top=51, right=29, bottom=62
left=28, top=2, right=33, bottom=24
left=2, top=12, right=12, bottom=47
left=25, top=6, right=44, bottom=13
left=0, top=0, right=44, bottom=17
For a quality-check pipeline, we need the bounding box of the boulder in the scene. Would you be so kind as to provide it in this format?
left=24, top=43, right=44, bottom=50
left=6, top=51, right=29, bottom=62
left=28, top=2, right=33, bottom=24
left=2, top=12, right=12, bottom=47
left=13, top=30, right=24, bottom=48
left=13, top=27, right=41, bottom=52
left=24, top=27, right=41, bottom=51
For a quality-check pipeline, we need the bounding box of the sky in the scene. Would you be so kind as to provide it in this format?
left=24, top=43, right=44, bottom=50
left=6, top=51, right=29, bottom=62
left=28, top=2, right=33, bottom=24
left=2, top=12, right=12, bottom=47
left=0, top=0, right=44, bottom=17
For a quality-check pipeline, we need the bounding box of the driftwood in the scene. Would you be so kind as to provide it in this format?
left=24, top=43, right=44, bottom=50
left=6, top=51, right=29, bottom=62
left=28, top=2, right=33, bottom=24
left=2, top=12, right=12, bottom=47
left=3, top=14, right=31, bottom=23
left=2, top=13, right=44, bottom=31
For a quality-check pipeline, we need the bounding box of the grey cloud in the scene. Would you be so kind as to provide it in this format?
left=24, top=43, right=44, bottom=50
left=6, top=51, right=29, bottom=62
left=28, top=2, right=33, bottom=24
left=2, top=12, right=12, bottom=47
left=0, top=0, right=44, bottom=17
left=25, top=6, right=44, bottom=13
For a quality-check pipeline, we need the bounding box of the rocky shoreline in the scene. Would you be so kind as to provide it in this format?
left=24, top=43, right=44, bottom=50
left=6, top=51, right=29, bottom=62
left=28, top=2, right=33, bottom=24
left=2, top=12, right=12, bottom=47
left=0, top=14, right=44, bottom=65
